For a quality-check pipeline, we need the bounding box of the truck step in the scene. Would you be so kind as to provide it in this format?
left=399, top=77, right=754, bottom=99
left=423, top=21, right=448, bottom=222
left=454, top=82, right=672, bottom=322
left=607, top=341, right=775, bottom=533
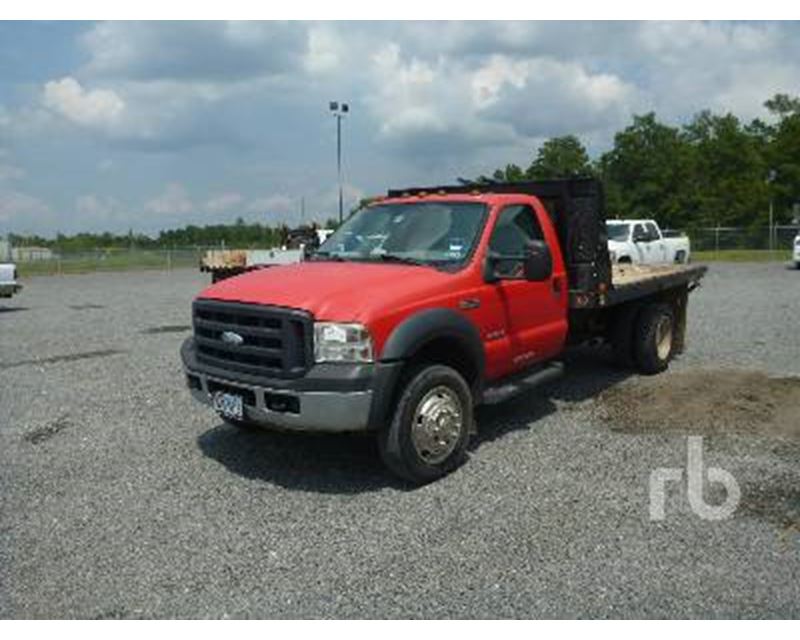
left=481, top=361, right=564, bottom=405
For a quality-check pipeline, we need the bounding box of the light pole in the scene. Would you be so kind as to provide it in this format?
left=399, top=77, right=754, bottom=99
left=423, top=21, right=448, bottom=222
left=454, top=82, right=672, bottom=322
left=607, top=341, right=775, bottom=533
left=767, top=169, right=777, bottom=255
left=329, top=101, right=349, bottom=224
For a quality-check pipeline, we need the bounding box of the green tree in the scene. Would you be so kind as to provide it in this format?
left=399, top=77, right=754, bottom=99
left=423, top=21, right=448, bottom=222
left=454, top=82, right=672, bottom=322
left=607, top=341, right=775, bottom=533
left=527, top=135, right=592, bottom=179
left=682, top=110, right=768, bottom=227
left=492, top=163, right=526, bottom=182
left=599, top=113, right=695, bottom=228
left=764, top=94, right=800, bottom=222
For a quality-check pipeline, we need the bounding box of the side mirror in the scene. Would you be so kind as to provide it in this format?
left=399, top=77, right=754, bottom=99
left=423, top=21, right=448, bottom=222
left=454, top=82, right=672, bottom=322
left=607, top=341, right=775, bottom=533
left=523, top=240, right=552, bottom=281
left=483, top=240, right=552, bottom=283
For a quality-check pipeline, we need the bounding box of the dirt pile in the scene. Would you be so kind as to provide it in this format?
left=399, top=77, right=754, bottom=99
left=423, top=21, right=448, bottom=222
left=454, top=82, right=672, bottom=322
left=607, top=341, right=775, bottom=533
left=600, top=369, right=800, bottom=439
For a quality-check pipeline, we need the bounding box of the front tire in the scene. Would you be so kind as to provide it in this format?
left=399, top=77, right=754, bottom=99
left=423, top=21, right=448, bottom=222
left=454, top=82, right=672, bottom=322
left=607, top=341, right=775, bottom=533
left=378, top=364, right=473, bottom=484
left=633, top=303, right=675, bottom=375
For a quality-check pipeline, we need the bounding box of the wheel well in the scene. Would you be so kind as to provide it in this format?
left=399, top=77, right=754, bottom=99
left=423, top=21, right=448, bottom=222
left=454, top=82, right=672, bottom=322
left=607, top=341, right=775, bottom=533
left=405, top=336, right=480, bottom=392
left=618, top=255, right=632, bottom=264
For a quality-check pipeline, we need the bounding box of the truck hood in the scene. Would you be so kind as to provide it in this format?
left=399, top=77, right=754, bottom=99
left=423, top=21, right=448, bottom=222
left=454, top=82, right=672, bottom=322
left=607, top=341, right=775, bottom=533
left=198, top=261, right=462, bottom=322
left=0, top=263, right=15, bottom=281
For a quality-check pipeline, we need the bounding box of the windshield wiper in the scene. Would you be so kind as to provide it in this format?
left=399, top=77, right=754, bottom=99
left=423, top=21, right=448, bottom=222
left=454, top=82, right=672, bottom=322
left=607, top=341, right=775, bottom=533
left=311, top=252, right=346, bottom=262
left=373, top=253, right=431, bottom=267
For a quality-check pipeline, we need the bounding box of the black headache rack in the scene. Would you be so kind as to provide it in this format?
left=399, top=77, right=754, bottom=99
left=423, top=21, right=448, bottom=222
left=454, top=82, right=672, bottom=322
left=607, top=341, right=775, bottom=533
left=387, top=178, right=612, bottom=305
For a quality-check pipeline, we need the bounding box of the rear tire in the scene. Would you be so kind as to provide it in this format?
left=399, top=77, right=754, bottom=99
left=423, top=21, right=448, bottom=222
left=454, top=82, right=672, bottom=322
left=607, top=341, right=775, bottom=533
left=633, top=303, right=675, bottom=375
left=378, top=364, right=473, bottom=485
left=675, top=250, right=687, bottom=264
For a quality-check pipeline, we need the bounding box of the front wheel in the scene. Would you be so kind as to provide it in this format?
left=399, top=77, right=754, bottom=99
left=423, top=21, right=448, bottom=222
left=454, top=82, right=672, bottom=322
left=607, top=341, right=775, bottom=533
left=378, top=364, right=473, bottom=484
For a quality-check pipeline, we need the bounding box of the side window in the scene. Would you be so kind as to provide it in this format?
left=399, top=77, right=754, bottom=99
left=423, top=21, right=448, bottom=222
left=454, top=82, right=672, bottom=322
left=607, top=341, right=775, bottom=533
left=645, top=222, right=659, bottom=240
left=633, top=223, right=646, bottom=241
left=489, top=205, right=544, bottom=255
left=488, top=205, right=545, bottom=278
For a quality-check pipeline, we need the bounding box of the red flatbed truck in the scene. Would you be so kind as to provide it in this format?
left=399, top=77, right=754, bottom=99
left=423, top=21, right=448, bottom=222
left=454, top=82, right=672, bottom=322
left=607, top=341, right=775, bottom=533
left=181, top=179, right=706, bottom=483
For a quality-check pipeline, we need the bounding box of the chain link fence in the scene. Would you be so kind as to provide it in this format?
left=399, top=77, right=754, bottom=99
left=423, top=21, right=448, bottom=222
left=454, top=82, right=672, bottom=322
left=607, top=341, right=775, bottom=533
left=15, top=247, right=218, bottom=277
left=684, top=225, right=799, bottom=260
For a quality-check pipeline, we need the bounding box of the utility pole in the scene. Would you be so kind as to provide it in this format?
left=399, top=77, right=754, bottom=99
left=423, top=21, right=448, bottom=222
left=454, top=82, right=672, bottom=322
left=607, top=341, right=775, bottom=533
left=767, top=169, right=777, bottom=256
left=329, top=101, right=349, bottom=224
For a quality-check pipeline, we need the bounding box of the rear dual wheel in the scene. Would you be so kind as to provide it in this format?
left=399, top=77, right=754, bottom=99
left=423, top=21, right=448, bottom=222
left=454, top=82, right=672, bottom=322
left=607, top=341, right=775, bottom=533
left=612, top=302, right=675, bottom=375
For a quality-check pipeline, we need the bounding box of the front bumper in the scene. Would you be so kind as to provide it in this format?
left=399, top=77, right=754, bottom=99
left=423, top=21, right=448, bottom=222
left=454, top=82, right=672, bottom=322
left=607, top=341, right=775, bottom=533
left=181, top=337, right=400, bottom=432
left=0, top=282, right=22, bottom=298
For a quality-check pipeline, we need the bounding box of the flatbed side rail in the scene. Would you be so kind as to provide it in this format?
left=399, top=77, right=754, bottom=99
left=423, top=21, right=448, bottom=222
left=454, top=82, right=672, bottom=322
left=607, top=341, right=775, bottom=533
left=569, top=264, right=708, bottom=309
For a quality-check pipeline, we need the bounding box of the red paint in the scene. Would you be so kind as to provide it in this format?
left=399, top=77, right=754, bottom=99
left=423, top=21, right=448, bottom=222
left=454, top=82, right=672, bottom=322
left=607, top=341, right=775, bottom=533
left=198, top=193, right=569, bottom=382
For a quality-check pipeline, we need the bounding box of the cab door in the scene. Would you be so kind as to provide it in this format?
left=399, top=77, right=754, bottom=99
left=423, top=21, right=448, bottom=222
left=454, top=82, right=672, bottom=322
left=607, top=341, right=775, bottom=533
left=483, top=203, right=568, bottom=371
left=645, top=222, right=667, bottom=262
left=632, top=223, right=650, bottom=263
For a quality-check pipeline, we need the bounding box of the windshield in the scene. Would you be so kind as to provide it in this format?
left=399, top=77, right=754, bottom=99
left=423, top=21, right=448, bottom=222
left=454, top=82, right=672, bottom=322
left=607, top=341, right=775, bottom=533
left=316, top=202, right=488, bottom=268
left=606, top=222, right=630, bottom=242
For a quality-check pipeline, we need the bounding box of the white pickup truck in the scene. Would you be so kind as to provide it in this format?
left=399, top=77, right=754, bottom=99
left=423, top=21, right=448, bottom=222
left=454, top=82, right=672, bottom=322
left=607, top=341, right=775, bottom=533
left=793, top=233, right=800, bottom=268
left=606, top=219, right=691, bottom=265
left=0, top=262, right=22, bottom=299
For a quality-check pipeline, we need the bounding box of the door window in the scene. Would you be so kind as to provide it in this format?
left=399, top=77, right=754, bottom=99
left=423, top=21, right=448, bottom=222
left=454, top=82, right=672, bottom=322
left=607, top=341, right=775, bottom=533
left=488, top=205, right=545, bottom=278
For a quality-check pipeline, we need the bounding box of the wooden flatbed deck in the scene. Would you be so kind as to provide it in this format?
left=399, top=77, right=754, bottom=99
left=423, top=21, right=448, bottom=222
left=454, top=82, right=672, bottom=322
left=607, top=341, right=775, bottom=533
left=611, top=263, right=700, bottom=286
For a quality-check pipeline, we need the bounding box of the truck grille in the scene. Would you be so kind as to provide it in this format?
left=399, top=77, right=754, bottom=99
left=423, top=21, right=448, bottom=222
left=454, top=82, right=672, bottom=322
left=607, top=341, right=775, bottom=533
left=192, top=299, right=312, bottom=379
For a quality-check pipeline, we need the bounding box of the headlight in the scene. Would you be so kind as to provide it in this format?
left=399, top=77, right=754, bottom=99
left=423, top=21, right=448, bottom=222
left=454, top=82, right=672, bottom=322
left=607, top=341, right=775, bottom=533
left=313, top=322, right=374, bottom=363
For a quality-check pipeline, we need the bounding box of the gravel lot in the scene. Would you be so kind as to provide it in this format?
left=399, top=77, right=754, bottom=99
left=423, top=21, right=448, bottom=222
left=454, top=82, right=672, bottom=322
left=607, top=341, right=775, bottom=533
left=1, top=263, right=798, bottom=618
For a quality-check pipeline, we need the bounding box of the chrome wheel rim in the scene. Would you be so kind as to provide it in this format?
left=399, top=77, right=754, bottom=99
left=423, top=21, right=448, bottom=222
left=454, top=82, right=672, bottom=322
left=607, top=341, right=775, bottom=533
left=655, top=315, right=673, bottom=361
left=410, top=386, right=464, bottom=465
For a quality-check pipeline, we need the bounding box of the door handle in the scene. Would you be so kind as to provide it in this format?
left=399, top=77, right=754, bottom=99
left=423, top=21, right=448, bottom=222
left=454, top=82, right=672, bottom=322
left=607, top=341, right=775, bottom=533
left=551, top=275, right=563, bottom=295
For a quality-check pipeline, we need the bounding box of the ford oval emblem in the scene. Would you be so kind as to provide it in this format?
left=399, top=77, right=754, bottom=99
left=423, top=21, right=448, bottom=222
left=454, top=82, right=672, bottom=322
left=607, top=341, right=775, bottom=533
left=220, top=331, right=244, bottom=346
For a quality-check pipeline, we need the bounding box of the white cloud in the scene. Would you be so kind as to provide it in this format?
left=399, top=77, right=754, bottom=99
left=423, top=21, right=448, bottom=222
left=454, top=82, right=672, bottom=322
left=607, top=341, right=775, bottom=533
left=81, top=21, right=303, bottom=82
left=0, top=163, right=25, bottom=182
left=245, top=194, right=294, bottom=215
left=71, top=194, right=133, bottom=230
left=205, top=192, right=243, bottom=214
left=304, top=26, right=344, bottom=74
left=477, top=56, right=639, bottom=139
left=144, top=183, right=193, bottom=216
left=43, top=77, right=125, bottom=129
left=0, top=189, right=52, bottom=225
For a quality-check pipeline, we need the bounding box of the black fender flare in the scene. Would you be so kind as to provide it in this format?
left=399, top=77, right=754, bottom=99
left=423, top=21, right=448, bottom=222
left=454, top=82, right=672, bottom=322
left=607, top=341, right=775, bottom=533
left=367, top=308, right=485, bottom=431
left=380, top=308, right=485, bottom=373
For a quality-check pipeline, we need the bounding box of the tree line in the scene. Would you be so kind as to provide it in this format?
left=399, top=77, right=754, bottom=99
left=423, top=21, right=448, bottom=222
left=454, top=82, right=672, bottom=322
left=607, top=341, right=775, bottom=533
left=9, top=217, right=341, bottom=253
left=9, top=93, right=800, bottom=251
left=482, top=93, right=800, bottom=230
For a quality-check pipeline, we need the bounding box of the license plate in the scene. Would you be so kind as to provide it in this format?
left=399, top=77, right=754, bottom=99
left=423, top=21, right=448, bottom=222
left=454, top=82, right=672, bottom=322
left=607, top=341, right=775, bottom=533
left=212, top=391, right=244, bottom=421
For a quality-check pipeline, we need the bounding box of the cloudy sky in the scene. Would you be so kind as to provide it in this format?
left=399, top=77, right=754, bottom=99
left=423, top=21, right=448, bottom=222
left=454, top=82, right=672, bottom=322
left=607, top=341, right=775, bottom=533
left=1, top=20, right=799, bottom=236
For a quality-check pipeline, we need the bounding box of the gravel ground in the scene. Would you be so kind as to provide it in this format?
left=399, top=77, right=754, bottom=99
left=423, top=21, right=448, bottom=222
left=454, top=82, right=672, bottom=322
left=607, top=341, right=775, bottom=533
left=0, top=263, right=798, bottom=619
